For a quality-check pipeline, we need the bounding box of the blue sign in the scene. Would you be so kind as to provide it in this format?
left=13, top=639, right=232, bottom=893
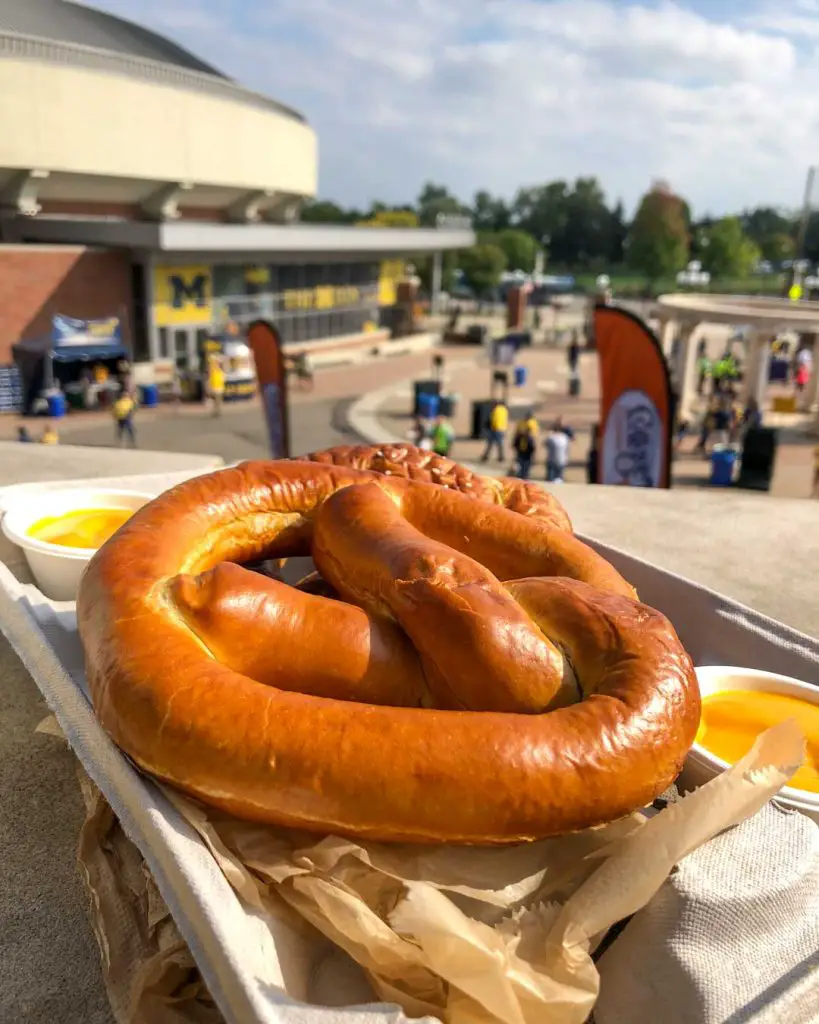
left=52, top=314, right=121, bottom=348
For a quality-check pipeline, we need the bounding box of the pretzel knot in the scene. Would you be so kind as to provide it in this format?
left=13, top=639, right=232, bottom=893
left=78, top=454, right=699, bottom=845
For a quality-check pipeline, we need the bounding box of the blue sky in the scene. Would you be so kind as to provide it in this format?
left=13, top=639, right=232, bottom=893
left=87, top=0, right=819, bottom=216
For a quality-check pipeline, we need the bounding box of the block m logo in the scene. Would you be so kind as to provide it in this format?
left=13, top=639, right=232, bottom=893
left=169, top=273, right=209, bottom=309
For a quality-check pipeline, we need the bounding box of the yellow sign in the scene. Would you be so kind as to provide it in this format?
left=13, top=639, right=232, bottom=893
left=154, top=265, right=212, bottom=326
left=244, top=265, right=270, bottom=287
left=378, top=260, right=404, bottom=306
left=282, top=286, right=361, bottom=312
left=789, top=283, right=803, bottom=302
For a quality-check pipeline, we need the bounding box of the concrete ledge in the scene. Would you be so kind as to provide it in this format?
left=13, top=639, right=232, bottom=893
left=0, top=442, right=223, bottom=488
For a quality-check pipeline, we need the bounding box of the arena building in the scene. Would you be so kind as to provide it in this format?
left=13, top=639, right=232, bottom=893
left=0, top=0, right=472, bottom=401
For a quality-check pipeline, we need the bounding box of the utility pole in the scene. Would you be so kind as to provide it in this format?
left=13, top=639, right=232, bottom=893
left=795, top=165, right=816, bottom=263
left=787, top=165, right=816, bottom=298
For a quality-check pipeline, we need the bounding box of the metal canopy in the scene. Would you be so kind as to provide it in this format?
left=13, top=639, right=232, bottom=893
left=13, top=216, right=475, bottom=258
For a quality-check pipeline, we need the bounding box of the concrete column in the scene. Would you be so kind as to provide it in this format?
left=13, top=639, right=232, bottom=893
left=754, top=337, right=771, bottom=407
left=430, top=250, right=442, bottom=316
left=658, top=317, right=677, bottom=359
left=673, top=323, right=700, bottom=418
left=739, top=332, right=760, bottom=404
left=740, top=332, right=770, bottom=407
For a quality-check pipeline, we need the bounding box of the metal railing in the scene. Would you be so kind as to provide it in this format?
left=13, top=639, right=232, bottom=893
left=0, top=30, right=306, bottom=123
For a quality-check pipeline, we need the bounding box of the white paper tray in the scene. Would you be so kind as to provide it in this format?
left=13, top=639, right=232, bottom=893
left=1, top=468, right=818, bottom=1024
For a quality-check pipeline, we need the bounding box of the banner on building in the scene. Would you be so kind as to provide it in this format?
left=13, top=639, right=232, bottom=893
left=246, top=320, right=290, bottom=458
left=52, top=314, right=121, bottom=347
left=153, top=264, right=213, bottom=326
left=594, top=304, right=674, bottom=489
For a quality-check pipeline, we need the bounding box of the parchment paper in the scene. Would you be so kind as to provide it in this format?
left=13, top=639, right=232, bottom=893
left=142, top=721, right=805, bottom=1024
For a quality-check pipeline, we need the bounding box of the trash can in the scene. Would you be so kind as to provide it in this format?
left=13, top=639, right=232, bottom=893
left=439, top=394, right=457, bottom=418
left=514, top=365, right=528, bottom=388
left=417, top=392, right=440, bottom=419
left=413, top=379, right=441, bottom=416
left=709, top=445, right=737, bottom=487
left=467, top=324, right=487, bottom=345
left=736, top=428, right=778, bottom=492
left=140, top=383, right=159, bottom=408
left=65, top=387, right=85, bottom=411
left=46, top=391, right=66, bottom=418
left=470, top=399, right=495, bottom=440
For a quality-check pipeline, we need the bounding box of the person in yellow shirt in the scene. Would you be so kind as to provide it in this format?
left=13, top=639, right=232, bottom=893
left=40, top=422, right=59, bottom=445
left=481, top=399, right=509, bottom=463
left=208, top=355, right=226, bottom=417
left=112, top=390, right=136, bottom=447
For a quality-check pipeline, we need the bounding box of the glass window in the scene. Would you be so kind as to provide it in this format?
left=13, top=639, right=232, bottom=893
left=158, top=327, right=169, bottom=360
left=173, top=329, right=189, bottom=370
left=278, top=266, right=302, bottom=292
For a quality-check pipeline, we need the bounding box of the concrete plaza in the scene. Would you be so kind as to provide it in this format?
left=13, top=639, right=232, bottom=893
left=3, top=333, right=815, bottom=499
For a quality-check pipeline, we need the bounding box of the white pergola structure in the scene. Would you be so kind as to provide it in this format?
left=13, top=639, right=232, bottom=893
left=655, top=293, right=819, bottom=427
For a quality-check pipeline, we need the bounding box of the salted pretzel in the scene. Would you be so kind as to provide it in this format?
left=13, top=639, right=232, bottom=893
left=77, top=447, right=699, bottom=844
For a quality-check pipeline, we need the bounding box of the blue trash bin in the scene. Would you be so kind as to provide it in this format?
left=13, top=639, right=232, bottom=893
left=417, top=392, right=440, bottom=419
left=710, top=446, right=737, bottom=487
left=47, top=391, right=66, bottom=418
left=514, top=365, right=527, bottom=387
left=140, top=383, right=159, bottom=408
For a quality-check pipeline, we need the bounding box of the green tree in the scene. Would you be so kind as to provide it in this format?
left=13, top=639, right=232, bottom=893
left=627, top=182, right=690, bottom=281
left=415, top=252, right=458, bottom=295
left=760, top=232, right=795, bottom=264
left=416, top=182, right=468, bottom=227
left=472, top=190, right=511, bottom=233
left=701, top=217, right=761, bottom=278
left=459, top=243, right=507, bottom=297
left=301, top=200, right=359, bottom=224
left=484, top=228, right=539, bottom=273
left=741, top=207, right=795, bottom=248
left=608, top=199, right=628, bottom=264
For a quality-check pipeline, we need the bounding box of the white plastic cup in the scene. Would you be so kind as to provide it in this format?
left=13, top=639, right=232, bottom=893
left=1, top=489, right=154, bottom=602
left=680, top=666, right=819, bottom=823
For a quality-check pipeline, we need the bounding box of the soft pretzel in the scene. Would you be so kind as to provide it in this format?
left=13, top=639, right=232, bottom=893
left=78, top=452, right=699, bottom=844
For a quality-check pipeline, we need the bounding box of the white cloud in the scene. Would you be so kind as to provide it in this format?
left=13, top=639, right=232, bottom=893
left=85, top=0, right=819, bottom=216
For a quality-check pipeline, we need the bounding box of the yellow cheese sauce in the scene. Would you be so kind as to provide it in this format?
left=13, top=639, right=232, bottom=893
left=697, top=689, right=819, bottom=794
left=28, top=508, right=133, bottom=550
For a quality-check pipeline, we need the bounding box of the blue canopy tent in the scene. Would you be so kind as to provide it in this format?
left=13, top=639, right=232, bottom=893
left=13, top=315, right=128, bottom=413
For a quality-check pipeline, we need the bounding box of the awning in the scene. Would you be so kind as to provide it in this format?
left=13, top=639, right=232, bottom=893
left=51, top=343, right=126, bottom=362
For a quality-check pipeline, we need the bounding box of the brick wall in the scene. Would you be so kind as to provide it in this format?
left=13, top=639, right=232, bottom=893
left=0, top=246, right=133, bottom=364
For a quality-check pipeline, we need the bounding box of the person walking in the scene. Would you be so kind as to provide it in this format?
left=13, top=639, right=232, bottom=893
left=431, top=415, right=455, bottom=457
left=586, top=423, right=600, bottom=484
left=170, top=368, right=183, bottom=411
left=545, top=419, right=571, bottom=482
left=207, top=354, right=226, bottom=417
left=39, top=422, right=59, bottom=445
left=481, top=398, right=508, bottom=463
left=112, top=389, right=137, bottom=447
left=696, top=339, right=711, bottom=396
left=512, top=411, right=538, bottom=479
left=795, top=345, right=813, bottom=394
left=567, top=332, right=580, bottom=373
left=409, top=415, right=433, bottom=451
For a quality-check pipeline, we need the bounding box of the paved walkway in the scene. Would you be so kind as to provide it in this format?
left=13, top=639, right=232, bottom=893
left=373, top=344, right=818, bottom=499
left=2, top=339, right=816, bottom=497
